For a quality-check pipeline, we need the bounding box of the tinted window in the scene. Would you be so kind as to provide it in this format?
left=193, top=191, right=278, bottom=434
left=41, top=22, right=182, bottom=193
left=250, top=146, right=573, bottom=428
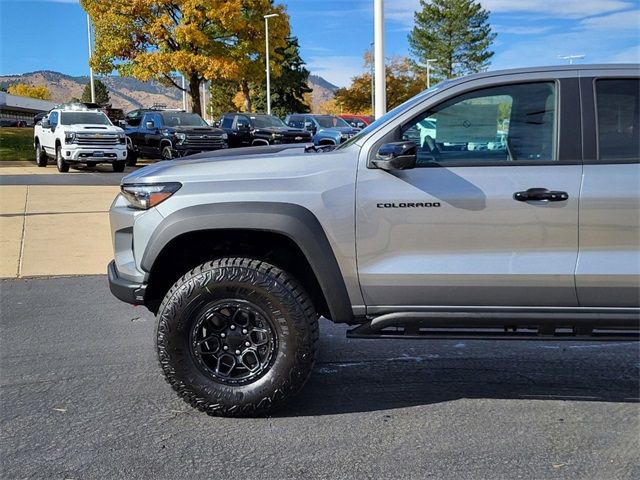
left=402, top=82, right=556, bottom=165
left=48, top=111, right=58, bottom=127
left=596, top=79, right=640, bottom=161
left=287, top=115, right=304, bottom=128
left=60, top=112, right=111, bottom=126
left=235, top=115, right=251, bottom=128
left=315, top=115, right=350, bottom=128
left=161, top=112, right=207, bottom=127
left=251, top=115, right=286, bottom=128
left=221, top=116, right=233, bottom=129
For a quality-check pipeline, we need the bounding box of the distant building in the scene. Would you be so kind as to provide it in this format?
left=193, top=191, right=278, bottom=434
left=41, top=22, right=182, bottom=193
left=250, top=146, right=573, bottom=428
left=0, top=92, right=56, bottom=125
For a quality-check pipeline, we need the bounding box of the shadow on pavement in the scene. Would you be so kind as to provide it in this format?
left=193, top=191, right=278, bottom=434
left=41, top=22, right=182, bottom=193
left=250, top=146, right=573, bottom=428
left=278, top=339, right=640, bottom=417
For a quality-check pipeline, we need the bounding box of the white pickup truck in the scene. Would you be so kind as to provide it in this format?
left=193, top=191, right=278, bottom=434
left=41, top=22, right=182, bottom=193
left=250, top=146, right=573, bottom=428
left=34, top=105, right=128, bottom=172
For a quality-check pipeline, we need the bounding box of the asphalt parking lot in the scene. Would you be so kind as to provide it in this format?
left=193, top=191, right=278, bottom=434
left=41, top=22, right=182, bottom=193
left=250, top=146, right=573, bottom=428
left=1, top=276, right=638, bottom=480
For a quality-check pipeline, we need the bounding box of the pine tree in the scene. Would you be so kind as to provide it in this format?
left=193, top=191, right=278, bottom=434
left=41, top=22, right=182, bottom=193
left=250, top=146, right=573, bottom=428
left=81, top=79, right=110, bottom=105
left=409, top=0, right=496, bottom=79
left=251, top=37, right=312, bottom=117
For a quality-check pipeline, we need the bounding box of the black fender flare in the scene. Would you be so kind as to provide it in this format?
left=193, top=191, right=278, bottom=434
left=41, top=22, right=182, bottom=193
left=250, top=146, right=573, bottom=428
left=140, top=202, right=353, bottom=323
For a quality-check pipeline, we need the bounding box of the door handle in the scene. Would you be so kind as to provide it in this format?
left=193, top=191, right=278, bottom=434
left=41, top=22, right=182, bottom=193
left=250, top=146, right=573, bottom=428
left=513, top=188, right=569, bottom=202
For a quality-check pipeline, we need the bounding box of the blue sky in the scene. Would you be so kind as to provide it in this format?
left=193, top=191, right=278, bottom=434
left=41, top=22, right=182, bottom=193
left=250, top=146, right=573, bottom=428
left=1, top=0, right=638, bottom=87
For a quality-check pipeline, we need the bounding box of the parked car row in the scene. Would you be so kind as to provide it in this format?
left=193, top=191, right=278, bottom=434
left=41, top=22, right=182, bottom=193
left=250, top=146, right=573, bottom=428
left=33, top=102, right=372, bottom=172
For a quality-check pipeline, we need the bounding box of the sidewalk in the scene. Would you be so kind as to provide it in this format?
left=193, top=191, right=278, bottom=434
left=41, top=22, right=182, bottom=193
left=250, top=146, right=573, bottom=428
left=0, top=185, right=119, bottom=278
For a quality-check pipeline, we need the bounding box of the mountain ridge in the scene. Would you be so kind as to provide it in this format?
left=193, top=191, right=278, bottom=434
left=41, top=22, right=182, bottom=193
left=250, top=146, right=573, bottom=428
left=0, top=70, right=338, bottom=114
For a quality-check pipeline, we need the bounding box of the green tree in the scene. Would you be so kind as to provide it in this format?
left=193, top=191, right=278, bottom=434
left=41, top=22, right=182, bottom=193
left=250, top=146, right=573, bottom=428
left=81, top=79, right=110, bottom=104
left=251, top=37, right=311, bottom=117
left=335, top=55, right=426, bottom=114
left=408, top=0, right=496, bottom=79
left=207, top=79, right=240, bottom=120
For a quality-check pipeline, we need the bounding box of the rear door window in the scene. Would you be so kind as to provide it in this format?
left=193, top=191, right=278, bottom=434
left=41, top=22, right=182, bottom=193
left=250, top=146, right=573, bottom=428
left=595, top=79, right=640, bottom=161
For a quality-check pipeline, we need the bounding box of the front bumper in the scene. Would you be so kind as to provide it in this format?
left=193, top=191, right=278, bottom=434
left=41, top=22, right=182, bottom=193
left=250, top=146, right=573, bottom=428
left=64, top=146, right=128, bottom=162
left=108, top=260, right=146, bottom=305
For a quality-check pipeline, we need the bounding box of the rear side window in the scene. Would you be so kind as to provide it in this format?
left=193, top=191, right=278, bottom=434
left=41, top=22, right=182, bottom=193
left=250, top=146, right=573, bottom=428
left=221, top=116, right=233, bottom=129
left=595, top=79, right=640, bottom=161
left=402, top=82, right=557, bottom=166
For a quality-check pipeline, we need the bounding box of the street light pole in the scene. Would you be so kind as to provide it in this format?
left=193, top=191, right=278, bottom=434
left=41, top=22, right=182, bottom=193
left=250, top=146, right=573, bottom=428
left=86, top=14, right=95, bottom=103
left=425, top=58, right=436, bottom=89
left=373, top=0, right=386, bottom=119
left=264, top=13, right=279, bottom=115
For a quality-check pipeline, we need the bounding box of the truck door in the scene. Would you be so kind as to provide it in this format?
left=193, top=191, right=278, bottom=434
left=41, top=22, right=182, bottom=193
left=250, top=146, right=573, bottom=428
left=576, top=74, right=640, bottom=307
left=356, top=77, right=583, bottom=311
left=233, top=115, right=252, bottom=146
left=143, top=113, right=163, bottom=155
left=42, top=111, right=58, bottom=155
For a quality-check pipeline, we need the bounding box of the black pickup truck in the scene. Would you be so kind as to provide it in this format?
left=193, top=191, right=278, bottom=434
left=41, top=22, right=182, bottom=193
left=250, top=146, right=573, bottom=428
left=124, top=109, right=227, bottom=165
left=219, top=113, right=311, bottom=148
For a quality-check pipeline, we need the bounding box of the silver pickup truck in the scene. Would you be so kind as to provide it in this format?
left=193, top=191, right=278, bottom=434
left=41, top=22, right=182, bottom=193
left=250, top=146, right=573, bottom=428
left=108, top=64, right=640, bottom=416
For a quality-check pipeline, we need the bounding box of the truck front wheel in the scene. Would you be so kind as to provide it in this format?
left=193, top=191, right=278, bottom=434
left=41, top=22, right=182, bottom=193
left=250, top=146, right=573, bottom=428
left=112, top=161, right=126, bottom=172
left=161, top=145, right=173, bottom=160
left=55, top=145, right=69, bottom=173
left=156, top=257, right=319, bottom=417
left=35, top=140, right=47, bottom=167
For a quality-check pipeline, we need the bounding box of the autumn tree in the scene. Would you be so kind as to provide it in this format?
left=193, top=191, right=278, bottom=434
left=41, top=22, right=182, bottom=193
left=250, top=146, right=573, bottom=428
left=7, top=83, right=51, bottom=100
left=251, top=37, right=311, bottom=117
left=81, top=0, right=289, bottom=115
left=81, top=78, right=110, bottom=104
left=409, top=0, right=496, bottom=79
left=335, top=55, right=426, bottom=114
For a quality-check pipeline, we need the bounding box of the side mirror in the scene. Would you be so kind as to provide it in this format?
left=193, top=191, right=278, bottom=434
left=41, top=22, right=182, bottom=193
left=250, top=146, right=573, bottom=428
left=372, top=141, right=417, bottom=171
left=145, top=121, right=155, bottom=130
left=238, top=123, right=250, bottom=131
left=118, top=120, right=127, bottom=128
left=41, top=119, right=50, bottom=129
left=304, top=121, right=315, bottom=132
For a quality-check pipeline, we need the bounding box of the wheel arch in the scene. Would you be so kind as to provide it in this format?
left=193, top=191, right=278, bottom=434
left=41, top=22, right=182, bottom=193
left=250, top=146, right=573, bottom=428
left=141, top=202, right=354, bottom=323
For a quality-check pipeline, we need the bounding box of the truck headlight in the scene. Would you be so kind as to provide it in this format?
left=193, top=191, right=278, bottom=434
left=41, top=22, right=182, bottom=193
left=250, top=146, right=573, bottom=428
left=121, top=183, right=182, bottom=210
left=118, top=133, right=126, bottom=144
left=221, top=133, right=228, bottom=140
left=65, top=132, right=76, bottom=144
left=175, top=133, right=186, bottom=144
left=271, top=133, right=283, bottom=139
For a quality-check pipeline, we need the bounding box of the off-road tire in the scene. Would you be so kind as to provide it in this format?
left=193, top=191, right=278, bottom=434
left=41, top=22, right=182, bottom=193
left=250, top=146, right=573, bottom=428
left=55, top=145, right=69, bottom=173
left=161, top=145, right=173, bottom=160
left=156, top=257, right=319, bottom=417
left=35, top=140, right=47, bottom=167
left=112, top=161, right=126, bottom=172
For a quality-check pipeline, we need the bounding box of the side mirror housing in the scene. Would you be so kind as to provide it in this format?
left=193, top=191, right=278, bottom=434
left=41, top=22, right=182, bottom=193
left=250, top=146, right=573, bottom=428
left=304, top=121, right=315, bottom=132
left=41, top=118, right=50, bottom=129
left=145, top=121, right=155, bottom=130
left=372, top=141, right=418, bottom=171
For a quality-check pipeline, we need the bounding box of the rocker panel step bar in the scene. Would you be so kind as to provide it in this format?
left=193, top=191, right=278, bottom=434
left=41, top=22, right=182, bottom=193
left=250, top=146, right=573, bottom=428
left=347, top=311, right=640, bottom=341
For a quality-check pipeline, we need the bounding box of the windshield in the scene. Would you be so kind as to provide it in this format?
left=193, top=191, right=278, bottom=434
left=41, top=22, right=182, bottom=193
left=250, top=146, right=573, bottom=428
left=251, top=115, right=286, bottom=128
left=161, top=112, right=208, bottom=127
left=60, top=112, right=112, bottom=126
left=315, top=115, right=350, bottom=128
left=335, top=83, right=450, bottom=150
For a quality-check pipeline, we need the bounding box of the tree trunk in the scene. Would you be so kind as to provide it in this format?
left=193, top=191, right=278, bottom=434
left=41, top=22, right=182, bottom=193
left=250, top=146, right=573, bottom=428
left=189, top=75, right=202, bottom=115
left=241, top=79, right=252, bottom=113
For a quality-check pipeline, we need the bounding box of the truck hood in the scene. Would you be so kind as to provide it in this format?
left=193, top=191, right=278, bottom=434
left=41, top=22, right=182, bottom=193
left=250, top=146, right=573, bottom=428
left=121, top=143, right=350, bottom=185
left=318, top=126, right=360, bottom=135
left=171, top=126, right=225, bottom=135
left=67, top=124, right=124, bottom=133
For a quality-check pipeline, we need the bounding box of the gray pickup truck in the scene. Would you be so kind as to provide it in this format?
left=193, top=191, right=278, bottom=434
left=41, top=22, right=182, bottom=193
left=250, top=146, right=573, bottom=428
left=108, top=65, right=639, bottom=417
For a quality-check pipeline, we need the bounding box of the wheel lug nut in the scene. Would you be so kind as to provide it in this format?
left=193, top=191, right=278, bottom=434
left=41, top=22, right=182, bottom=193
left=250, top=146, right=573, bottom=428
left=242, top=329, right=248, bottom=334
left=220, top=333, right=226, bottom=338
left=245, top=341, right=251, bottom=347
left=230, top=325, right=236, bottom=330
left=235, top=350, right=241, bottom=355
left=223, top=345, right=228, bottom=351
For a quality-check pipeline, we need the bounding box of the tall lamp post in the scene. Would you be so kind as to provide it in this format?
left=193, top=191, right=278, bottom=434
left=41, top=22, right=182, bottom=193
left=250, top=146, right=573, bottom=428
left=264, top=13, right=279, bottom=115
left=425, top=58, right=437, bottom=89
left=373, top=0, right=386, bottom=119
left=86, top=14, right=95, bottom=103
